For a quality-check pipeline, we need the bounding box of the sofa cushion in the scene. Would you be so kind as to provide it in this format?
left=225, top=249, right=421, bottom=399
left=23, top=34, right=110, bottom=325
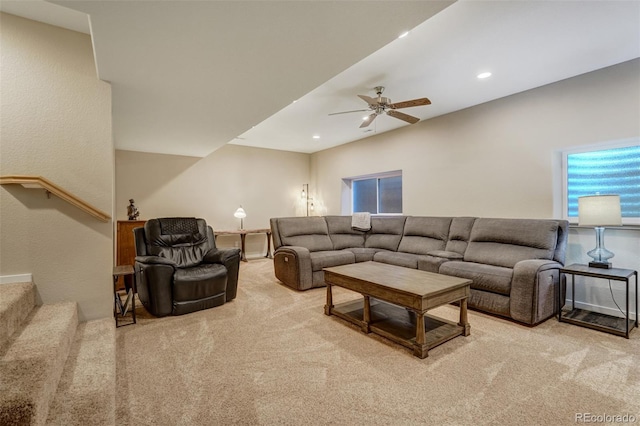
left=469, top=288, right=510, bottom=317
left=439, top=261, right=513, bottom=296
left=325, top=215, right=366, bottom=250
left=173, top=264, right=227, bottom=302
left=373, top=252, right=422, bottom=269
left=417, top=255, right=451, bottom=273
left=345, top=247, right=379, bottom=263
left=397, top=216, right=451, bottom=255
left=277, top=217, right=333, bottom=252
left=445, top=217, right=476, bottom=255
left=310, top=250, right=356, bottom=272
left=365, top=216, right=407, bottom=251
left=464, top=218, right=559, bottom=268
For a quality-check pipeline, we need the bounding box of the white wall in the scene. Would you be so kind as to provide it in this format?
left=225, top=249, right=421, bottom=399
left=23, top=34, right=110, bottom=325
left=0, top=13, right=114, bottom=321
left=311, top=59, right=640, bottom=317
left=115, top=145, right=309, bottom=256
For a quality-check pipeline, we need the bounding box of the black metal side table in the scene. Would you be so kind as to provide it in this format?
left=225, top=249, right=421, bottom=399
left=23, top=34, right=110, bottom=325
left=559, top=263, right=638, bottom=338
left=113, top=265, right=136, bottom=327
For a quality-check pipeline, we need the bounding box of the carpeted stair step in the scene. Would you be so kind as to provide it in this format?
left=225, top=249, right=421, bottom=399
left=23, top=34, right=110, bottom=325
left=0, top=301, right=78, bottom=426
left=46, top=318, right=116, bottom=426
left=0, top=282, right=36, bottom=349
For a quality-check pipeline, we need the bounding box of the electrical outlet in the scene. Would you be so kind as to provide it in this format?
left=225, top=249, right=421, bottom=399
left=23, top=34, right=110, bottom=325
left=234, top=241, right=239, bottom=247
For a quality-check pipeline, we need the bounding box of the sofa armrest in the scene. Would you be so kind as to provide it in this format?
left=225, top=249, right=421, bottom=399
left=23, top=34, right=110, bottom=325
left=273, top=246, right=313, bottom=290
left=426, top=250, right=464, bottom=260
left=510, top=259, right=563, bottom=325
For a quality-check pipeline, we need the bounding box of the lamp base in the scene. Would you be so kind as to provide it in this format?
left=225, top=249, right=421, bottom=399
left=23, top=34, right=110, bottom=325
left=586, top=226, right=615, bottom=270
left=589, top=261, right=612, bottom=269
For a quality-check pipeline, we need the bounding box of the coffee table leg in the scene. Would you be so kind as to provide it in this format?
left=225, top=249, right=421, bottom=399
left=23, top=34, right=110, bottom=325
left=324, top=283, right=333, bottom=316
left=414, top=311, right=429, bottom=358
left=362, top=295, right=371, bottom=333
left=459, top=298, right=471, bottom=336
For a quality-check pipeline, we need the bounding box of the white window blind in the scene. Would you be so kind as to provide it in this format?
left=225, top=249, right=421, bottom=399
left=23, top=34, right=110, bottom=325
left=565, top=144, right=639, bottom=221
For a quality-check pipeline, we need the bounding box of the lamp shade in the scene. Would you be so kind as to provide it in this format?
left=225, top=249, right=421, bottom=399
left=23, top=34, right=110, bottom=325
left=578, top=195, right=622, bottom=226
left=233, top=207, right=246, bottom=219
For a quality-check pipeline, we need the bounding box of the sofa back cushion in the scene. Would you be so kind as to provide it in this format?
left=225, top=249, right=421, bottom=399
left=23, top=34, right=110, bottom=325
left=445, top=217, right=476, bottom=255
left=397, top=217, right=451, bottom=255
left=276, top=217, right=333, bottom=252
left=325, top=216, right=366, bottom=250
left=144, top=218, right=212, bottom=268
left=464, top=218, right=559, bottom=268
left=365, top=216, right=407, bottom=251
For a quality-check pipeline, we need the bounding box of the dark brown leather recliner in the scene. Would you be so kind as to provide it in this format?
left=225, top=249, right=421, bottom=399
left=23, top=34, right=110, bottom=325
left=133, top=217, right=240, bottom=317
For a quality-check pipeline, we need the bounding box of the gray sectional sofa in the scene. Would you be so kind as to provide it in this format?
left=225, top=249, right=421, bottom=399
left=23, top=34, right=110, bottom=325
left=270, top=215, right=569, bottom=325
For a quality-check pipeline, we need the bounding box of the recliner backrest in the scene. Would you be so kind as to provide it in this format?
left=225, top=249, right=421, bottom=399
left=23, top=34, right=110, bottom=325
left=364, top=216, right=407, bottom=251
left=444, top=217, right=476, bottom=255
left=144, top=218, right=214, bottom=268
left=397, top=216, right=452, bottom=254
left=325, top=215, right=366, bottom=249
left=464, top=218, right=560, bottom=268
left=275, top=217, right=333, bottom=252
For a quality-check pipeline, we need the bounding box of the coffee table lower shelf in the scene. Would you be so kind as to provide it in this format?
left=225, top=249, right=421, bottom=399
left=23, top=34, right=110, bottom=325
left=331, top=298, right=465, bottom=356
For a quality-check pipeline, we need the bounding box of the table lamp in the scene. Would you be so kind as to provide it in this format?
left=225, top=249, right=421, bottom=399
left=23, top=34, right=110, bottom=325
left=234, top=206, right=246, bottom=230
left=578, top=194, right=622, bottom=269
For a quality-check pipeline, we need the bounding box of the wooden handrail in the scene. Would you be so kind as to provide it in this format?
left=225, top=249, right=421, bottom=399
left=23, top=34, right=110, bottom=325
left=0, top=175, right=111, bottom=222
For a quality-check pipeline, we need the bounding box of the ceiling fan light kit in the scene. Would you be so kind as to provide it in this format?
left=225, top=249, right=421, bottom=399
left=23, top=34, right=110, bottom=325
left=330, top=86, right=431, bottom=127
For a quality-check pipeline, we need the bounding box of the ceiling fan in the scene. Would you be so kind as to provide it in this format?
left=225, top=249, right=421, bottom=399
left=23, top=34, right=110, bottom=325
left=329, top=86, right=431, bottom=128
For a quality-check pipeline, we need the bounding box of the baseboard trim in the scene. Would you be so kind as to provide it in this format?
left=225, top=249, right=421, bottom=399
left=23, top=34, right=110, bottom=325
left=0, top=273, right=33, bottom=284
left=565, top=299, right=637, bottom=319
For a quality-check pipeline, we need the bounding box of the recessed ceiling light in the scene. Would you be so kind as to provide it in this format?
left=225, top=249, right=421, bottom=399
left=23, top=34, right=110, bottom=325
left=398, top=31, right=410, bottom=39
left=477, top=72, right=492, bottom=79
left=312, top=135, right=320, bottom=139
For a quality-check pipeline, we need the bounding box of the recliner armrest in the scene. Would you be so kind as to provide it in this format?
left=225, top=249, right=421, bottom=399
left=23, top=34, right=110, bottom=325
left=203, top=248, right=241, bottom=302
left=134, top=257, right=176, bottom=317
left=203, top=248, right=241, bottom=264
left=135, top=255, right=178, bottom=267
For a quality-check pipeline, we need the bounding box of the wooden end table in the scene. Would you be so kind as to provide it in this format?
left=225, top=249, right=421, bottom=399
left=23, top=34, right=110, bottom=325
left=113, top=265, right=136, bottom=327
left=214, top=228, right=273, bottom=262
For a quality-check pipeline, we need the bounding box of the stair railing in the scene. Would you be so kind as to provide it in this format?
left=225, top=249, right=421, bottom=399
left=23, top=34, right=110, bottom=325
left=0, top=175, right=111, bottom=222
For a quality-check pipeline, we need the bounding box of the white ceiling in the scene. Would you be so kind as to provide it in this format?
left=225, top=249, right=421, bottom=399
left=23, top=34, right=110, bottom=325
left=2, top=1, right=639, bottom=157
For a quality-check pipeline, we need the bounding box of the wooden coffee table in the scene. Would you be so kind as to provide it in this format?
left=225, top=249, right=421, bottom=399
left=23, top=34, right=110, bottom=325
left=323, top=261, right=471, bottom=358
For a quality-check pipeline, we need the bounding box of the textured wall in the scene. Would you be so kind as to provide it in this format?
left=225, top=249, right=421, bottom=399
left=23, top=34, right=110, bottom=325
left=115, top=144, right=309, bottom=257
left=0, top=13, right=113, bottom=321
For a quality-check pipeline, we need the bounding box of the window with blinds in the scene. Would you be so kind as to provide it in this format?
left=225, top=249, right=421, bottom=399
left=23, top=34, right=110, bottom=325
left=565, top=143, right=639, bottom=223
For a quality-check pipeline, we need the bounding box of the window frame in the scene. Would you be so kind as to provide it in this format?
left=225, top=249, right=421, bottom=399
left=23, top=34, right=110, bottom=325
left=561, top=138, right=639, bottom=225
left=343, top=170, right=403, bottom=216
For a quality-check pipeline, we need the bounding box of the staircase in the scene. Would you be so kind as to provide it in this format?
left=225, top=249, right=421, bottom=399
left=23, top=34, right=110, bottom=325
left=0, top=282, right=116, bottom=425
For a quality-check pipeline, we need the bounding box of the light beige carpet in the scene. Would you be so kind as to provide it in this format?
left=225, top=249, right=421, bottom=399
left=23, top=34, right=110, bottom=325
left=116, top=259, right=640, bottom=425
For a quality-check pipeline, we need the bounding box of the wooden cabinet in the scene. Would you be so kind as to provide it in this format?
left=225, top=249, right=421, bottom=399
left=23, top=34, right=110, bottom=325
left=116, top=220, right=145, bottom=289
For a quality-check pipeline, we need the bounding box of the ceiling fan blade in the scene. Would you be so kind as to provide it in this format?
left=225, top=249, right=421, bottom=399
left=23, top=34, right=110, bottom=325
left=359, top=113, right=377, bottom=128
left=358, top=94, right=379, bottom=106
left=387, top=110, right=420, bottom=124
left=389, top=97, right=431, bottom=109
left=328, top=109, right=369, bottom=116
